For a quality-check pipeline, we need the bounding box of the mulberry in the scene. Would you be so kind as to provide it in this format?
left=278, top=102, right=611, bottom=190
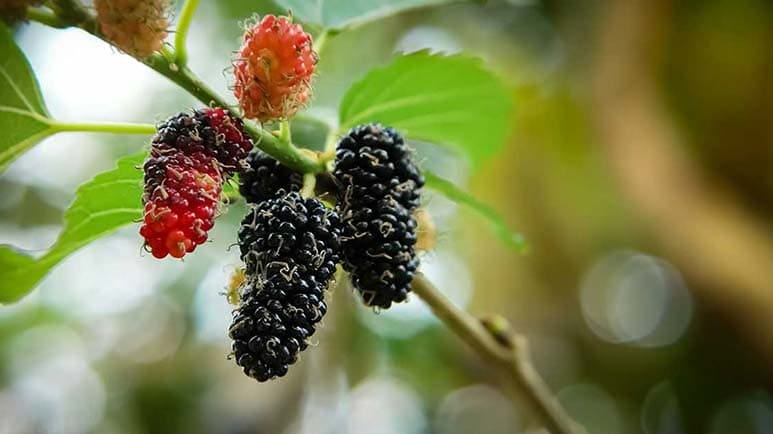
left=333, top=124, right=424, bottom=308
left=334, top=124, right=424, bottom=211
left=239, top=149, right=303, bottom=204
left=140, top=109, right=253, bottom=259
left=231, top=192, right=340, bottom=381
left=232, top=15, right=317, bottom=122
left=94, top=0, right=170, bottom=59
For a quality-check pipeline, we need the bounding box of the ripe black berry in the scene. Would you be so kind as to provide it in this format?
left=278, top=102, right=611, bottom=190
left=333, top=123, right=424, bottom=211
left=238, top=149, right=303, bottom=204
left=333, top=123, right=424, bottom=308
left=231, top=192, right=340, bottom=381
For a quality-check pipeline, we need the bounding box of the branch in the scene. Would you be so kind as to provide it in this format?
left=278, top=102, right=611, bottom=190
left=26, top=7, right=68, bottom=28
left=173, top=0, right=199, bottom=66
left=30, top=0, right=326, bottom=174
left=50, top=121, right=156, bottom=135
left=411, top=274, right=585, bottom=434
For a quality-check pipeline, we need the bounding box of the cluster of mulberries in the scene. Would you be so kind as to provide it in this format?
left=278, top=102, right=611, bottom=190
left=140, top=108, right=253, bottom=259
left=333, top=124, right=424, bottom=308
left=94, top=0, right=170, bottom=59
left=238, top=149, right=303, bottom=204
left=117, top=11, right=424, bottom=381
left=232, top=15, right=317, bottom=122
left=230, top=192, right=340, bottom=381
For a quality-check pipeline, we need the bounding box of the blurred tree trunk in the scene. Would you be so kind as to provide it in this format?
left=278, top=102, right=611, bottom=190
left=592, top=0, right=773, bottom=363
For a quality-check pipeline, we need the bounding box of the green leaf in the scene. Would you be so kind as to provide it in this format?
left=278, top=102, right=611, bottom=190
left=0, top=152, right=145, bottom=303
left=339, top=52, right=513, bottom=168
left=424, top=170, right=527, bottom=253
left=0, top=22, right=55, bottom=172
left=274, top=0, right=470, bottom=30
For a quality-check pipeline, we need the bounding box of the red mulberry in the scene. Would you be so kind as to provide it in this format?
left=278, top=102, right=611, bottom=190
left=140, top=151, right=221, bottom=259
left=232, top=15, right=317, bottom=122
left=140, top=109, right=253, bottom=259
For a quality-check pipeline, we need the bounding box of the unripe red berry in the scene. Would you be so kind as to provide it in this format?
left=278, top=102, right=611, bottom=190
left=232, top=15, right=317, bottom=122
left=138, top=108, right=254, bottom=260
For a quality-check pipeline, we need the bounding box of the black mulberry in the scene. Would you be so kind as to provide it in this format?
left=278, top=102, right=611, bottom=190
left=238, top=149, right=303, bottom=204
left=334, top=123, right=424, bottom=211
left=333, top=123, right=424, bottom=308
left=230, top=192, right=340, bottom=381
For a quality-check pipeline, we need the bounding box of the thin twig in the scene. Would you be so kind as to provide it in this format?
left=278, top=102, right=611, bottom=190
left=25, top=7, right=68, bottom=28
left=173, top=0, right=200, bottom=66
left=411, top=274, right=585, bottom=434
left=30, top=0, right=325, bottom=175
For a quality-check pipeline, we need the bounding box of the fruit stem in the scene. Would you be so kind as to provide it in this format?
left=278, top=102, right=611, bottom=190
left=49, top=121, right=156, bottom=135
left=278, top=120, right=292, bottom=145
left=25, top=7, right=68, bottom=28
left=313, top=29, right=331, bottom=55
left=242, top=121, right=324, bottom=174
left=174, top=0, right=200, bottom=67
left=411, top=274, right=586, bottom=434
left=300, top=173, right=316, bottom=198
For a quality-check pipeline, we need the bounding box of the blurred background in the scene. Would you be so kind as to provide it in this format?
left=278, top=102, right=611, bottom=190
left=2, top=0, right=773, bottom=433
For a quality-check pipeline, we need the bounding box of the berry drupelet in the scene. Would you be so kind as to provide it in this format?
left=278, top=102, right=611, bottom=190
left=333, top=123, right=424, bottom=308
left=231, top=192, right=340, bottom=381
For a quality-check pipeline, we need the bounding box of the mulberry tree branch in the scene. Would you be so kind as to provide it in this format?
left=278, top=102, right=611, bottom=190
left=49, top=121, right=156, bottom=135
left=25, top=7, right=68, bottom=28
left=411, top=274, right=585, bottom=434
left=173, top=0, right=199, bottom=66
left=27, top=0, right=326, bottom=174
